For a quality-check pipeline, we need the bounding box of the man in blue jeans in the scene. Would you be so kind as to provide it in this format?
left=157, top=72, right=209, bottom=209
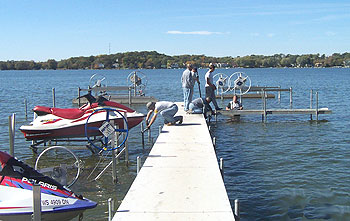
left=145, top=101, right=183, bottom=129
left=181, top=64, right=198, bottom=111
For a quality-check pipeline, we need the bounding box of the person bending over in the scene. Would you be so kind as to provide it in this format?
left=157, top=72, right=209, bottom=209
left=146, top=101, right=183, bottom=129
left=188, top=97, right=214, bottom=116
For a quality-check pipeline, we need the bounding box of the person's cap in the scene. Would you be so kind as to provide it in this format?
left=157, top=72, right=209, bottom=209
left=187, top=63, right=192, bottom=68
left=146, top=102, right=155, bottom=110
left=209, top=63, right=215, bottom=68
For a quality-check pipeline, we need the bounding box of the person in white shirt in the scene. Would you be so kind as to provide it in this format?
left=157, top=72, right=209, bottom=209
left=181, top=64, right=197, bottom=111
left=205, top=63, right=222, bottom=110
left=145, top=101, right=183, bottom=128
left=226, top=95, right=243, bottom=110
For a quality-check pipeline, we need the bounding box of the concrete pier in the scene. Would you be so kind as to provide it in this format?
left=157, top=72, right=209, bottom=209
left=113, top=102, right=235, bottom=220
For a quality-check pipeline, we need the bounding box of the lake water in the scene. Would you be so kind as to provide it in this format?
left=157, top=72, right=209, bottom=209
left=0, top=68, right=349, bottom=220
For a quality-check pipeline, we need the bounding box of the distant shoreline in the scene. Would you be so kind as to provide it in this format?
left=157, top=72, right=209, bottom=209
left=1, top=66, right=349, bottom=72
left=1, top=51, right=349, bottom=70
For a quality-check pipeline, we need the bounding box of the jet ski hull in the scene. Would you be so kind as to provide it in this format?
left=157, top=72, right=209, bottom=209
left=0, top=151, right=97, bottom=221
left=20, top=114, right=144, bottom=140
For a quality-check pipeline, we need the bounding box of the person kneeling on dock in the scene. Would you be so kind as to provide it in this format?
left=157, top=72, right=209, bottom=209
left=226, top=95, right=243, bottom=110
left=146, top=101, right=183, bottom=128
left=187, top=97, right=214, bottom=116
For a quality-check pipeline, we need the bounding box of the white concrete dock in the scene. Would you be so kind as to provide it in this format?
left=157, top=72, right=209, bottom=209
left=113, top=102, right=235, bottom=220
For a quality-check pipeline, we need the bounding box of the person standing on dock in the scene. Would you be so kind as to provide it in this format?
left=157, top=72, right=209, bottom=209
left=146, top=101, right=183, bottom=128
left=181, top=64, right=198, bottom=111
left=205, top=63, right=222, bottom=110
left=226, top=95, right=243, bottom=110
left=191, top=67, right=201, bottom=97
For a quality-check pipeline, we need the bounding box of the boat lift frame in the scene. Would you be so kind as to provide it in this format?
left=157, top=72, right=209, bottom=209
left=218, top=89, right=331, bottom=122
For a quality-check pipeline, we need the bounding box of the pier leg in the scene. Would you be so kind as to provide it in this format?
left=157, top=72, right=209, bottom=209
left=141, top=123, right=145, bottom=149
left=8, top=113, right=15, bottom=156
left=219, top=158, right=224, bottom=181
left=137, top=156, right=141, bottom=174
left=278, top=86, right=281, bottom=103
left=124, top=112, right=129, bottom=166
left=78, top=87, right=81, bottom=107
left=32, top=184, right=41, bottom=221
left=234, top=199, right=240, bottom=221
left=289, top=87, right=293, bottom=109
left=261, top=90, right=265, bottom=122
left=112, top=124, right=118, bottom=183
left=316, top=92, right=319, bottom=121
left=213, top=137, right=216, bottom=150
left=52, top=88, right=56, bottom=108
left=108, top=198, right=115, bottom=221
left=133, top=72, right=137, bottom=96
left=112, top=149, right=118, bottom=183
left=148, top=127, right=151, bottom=144
left=310, top=89, right=313, bottom=121
left=263, top=91, right=267, bottom=123
left=24, top=99, right=28, bottom=120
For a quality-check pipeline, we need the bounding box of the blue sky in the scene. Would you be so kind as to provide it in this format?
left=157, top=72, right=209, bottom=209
left=1, top=0, right=350, bottom=61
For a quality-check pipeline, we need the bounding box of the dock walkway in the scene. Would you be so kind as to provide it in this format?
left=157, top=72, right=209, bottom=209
left=113, top=102, right=235, bottom=220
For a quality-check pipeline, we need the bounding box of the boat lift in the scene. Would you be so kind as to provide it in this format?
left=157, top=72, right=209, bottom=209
left=212, top=72, right=331, bottom=122
left=74, top=71, right=158, bottom=106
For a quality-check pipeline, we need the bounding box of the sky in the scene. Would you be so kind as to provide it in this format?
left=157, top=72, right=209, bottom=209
left=1, top=0, right=350, bottom=61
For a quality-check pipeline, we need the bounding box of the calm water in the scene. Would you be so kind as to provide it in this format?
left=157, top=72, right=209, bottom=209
left=0, top=68, right=349, bottom=220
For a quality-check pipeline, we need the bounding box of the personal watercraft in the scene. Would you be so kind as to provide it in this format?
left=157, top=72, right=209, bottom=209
left=0, top=151, right=97, bottom=220
left=19, top=93, right=145, bottom=141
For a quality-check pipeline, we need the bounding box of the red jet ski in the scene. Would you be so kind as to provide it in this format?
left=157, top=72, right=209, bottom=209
left=19, top=93, right=145, bottom=141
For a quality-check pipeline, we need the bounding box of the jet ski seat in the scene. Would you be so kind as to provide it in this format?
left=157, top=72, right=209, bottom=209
left=33, top=106, right=85, bottom=119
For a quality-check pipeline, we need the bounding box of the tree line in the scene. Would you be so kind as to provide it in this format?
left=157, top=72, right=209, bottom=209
left=1, top=51, right=350, bottom=70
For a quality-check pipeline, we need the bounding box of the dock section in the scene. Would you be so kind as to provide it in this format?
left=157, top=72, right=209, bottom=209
left=113, top=103, right=235, bottom=220
left=218, top=107, right=331, bottom=122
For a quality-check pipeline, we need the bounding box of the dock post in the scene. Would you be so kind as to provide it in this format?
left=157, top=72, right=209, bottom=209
left=310, top=89, right=313, bottom=120
left=148, top=127, right=151, bottom=143
left=213, top=137, right=216, bottom=150
left=52, top=88, right=56, bottom=108
left=263, top=90, right=267, bottom=123
left=289, top=87, right=293, bottom=109
left=219, top=158, right=224, bottom=181
left=278, top=86, right=281, bottom=102
left=24, top=99, right=28, bottom=120
left=137, top=156, right=141, bottom=174
left=234, top=199, right=240, bottom=221
left=261, top=89, right=264, bottom=122
left=112, top=148, right=117, bottom=183
left=316, top=92, right=319, bottom=121
left=141, top=123, right=145, bottom=149
left=133, top=72, right=137, bottom=96
left=32, top=184, right=41, bottom=221
left=112, top=124, right=118, bottom=183
left=8, top=113, right=15, bottom=156
left=124, top=112, right=129, bottom=166
left=78, top=87, right=81, bottom=107
left=108, top=198, right=115, bottom=221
